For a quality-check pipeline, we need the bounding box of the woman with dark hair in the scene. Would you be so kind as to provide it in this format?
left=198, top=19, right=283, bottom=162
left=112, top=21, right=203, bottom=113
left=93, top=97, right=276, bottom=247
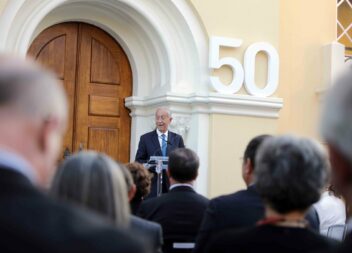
left=204, top=135, right=338, bottom=253
left=126, top=162, right=152, bottom=214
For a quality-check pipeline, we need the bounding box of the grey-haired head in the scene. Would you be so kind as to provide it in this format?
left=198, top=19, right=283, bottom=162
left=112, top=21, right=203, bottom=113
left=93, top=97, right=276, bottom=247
left=155, top=107, right=173, bottom=133
left=254, top=135, right=329, bottom=214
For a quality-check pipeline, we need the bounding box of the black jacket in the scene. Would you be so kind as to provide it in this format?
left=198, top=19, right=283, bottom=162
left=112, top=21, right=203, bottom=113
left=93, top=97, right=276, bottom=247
left=130, top=215, right=163, bottom=253
left=0, top=167, right=148, bottom=253
left=194, top=185, right=264, bottom=253
left=138, top=186, right=209, bottom=252
left=194, top=185, right=319, bottom=253
left=204, top=224, right=337, bottom=253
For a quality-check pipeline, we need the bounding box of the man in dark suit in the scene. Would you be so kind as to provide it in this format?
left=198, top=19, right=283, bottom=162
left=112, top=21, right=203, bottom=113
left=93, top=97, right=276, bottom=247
left=194, top=135, right=320, bottom=253
left=0, top=55, right=147, bottom=253
left=138, top=148, right=209, bottom=253
left=135, top=107, right=185, bottom=197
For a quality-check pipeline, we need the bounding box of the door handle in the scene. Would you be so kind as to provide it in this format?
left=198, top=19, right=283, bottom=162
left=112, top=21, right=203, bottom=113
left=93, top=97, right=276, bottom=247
left=63, top=147, right=71, bottom=159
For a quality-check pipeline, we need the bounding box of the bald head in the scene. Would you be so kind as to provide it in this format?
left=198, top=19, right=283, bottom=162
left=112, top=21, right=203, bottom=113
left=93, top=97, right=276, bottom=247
left=0, top=55, right=68, bottom=186
left=0, top=56, right=67, bottom=120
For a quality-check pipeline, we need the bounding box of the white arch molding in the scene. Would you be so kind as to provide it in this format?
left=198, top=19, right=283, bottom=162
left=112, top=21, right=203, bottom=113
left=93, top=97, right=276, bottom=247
left=0, top=0, right=283, bottom=196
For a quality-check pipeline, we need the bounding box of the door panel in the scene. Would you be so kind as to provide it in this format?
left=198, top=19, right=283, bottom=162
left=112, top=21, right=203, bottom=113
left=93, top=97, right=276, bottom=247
left=74, top=23, right=131, bottom=161
left=27, top=22, right=132, bottom=162
left=88, top=128, right=119, bottom=157
left=27, top=23, right=78, bottom=157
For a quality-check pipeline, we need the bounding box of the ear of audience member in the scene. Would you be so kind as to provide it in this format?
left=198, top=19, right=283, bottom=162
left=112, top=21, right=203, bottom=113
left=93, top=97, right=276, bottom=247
left=126, top=162, right=152, bottom=215
left=204, top=135, right=336, bottom=253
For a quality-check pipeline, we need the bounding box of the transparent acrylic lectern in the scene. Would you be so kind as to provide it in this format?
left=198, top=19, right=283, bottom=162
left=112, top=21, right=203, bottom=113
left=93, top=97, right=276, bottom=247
left=144, top=156, right=169, bottom=197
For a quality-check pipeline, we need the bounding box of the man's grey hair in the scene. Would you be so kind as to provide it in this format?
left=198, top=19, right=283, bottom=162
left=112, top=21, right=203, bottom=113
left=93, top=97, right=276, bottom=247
left=155, top=107, right=172, bottom=118
left=0, top=56, right=67, bottom=120
left=321, top=70, right=352, bottom=164
left=254, top=135, right=329, bottom=214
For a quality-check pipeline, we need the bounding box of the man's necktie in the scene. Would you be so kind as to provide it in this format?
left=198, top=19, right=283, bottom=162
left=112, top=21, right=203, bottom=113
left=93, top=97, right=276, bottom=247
left=161, top=134, right=167, bottom=156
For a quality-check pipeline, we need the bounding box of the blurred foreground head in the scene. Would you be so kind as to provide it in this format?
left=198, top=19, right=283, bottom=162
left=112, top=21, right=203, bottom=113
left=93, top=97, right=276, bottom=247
left=255, top=135, right=329, bottom=214
left=321, top=70, right=352, bottom=202
left=50, top=151, right=130, bottom=227
left=0, top=55, right=67, bottom=186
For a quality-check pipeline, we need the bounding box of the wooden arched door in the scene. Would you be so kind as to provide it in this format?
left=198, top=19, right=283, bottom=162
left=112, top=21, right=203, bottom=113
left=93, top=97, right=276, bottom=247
left=28, top=22, right=132, bottom=162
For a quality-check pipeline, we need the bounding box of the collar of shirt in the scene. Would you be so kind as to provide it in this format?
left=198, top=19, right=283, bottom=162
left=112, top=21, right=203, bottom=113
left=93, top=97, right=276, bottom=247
left=156, top=129, right=168, bottom=147
left=169, top=183, right=194, bottom=191
left=0, top=149, right=37, bottom=183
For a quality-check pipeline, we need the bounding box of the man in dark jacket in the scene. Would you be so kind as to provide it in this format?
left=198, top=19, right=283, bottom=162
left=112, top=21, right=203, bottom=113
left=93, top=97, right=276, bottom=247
left=194, top=134, right=319, bottom=253
left=0, top=55, right=147, bottom=253
left=135, top=107, right=185, bottom=197
left=138, top=148, right=208, bottom=253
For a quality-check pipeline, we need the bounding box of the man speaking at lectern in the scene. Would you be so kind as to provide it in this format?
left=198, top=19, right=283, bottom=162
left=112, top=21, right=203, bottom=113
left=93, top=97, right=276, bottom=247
left=135, top=107, right=185, bottom=197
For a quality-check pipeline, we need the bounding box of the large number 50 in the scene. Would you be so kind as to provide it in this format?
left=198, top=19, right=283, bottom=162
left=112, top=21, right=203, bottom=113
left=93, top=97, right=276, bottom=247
left=209, top=36, right=279, bottom=97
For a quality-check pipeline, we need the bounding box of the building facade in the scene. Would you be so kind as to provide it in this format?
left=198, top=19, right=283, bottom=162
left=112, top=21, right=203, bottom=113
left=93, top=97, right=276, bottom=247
left=0, top=0, right=343, bottom=197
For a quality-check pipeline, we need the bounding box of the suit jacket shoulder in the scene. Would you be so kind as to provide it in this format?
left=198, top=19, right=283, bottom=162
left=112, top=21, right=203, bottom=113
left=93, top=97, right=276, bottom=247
left=0, top=168, right=148, bottom=253
left=130, top=215, right=163, bottom=253
left=194, top=187, right=264, bottom=253
left=138, top=187, right=208, bottom=244
left=140, top=130, right=157, bottom=139
left=139, top=187, right=208, bottom=213
left=168, top=131, right=185, bottom=148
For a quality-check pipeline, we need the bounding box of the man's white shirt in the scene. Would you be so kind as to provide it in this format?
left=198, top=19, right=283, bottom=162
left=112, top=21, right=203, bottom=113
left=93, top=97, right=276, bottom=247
left=156, top=129, right=168, bottom=148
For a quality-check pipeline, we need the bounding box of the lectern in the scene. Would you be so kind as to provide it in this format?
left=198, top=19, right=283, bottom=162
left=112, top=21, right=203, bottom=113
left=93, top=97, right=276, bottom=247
left=144, top=156, right=168, bottom=197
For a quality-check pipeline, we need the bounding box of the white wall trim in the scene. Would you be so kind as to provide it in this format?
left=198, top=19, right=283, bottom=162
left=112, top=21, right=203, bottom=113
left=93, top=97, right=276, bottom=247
left=126, top=93, right=283, bottom=118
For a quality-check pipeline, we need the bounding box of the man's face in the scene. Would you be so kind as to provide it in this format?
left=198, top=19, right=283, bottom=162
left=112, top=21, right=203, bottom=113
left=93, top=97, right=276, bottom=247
left=155, top=109, right=172, bottom=133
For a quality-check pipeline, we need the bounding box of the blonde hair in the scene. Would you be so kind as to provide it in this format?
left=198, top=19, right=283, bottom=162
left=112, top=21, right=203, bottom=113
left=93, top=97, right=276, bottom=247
left=50, top=151, right=130, bottom=227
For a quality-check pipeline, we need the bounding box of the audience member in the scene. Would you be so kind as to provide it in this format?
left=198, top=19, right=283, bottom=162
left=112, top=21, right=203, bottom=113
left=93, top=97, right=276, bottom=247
left=50, top=151, right=160, bottom=252
left=126, top=162, right=152, bottom=214
left=138, top=148, right=209, bottom=253
left=194, top=135, right=269, bottom=253
left=194, top=134, right=321, bottom=253
left=204, top=135, right=335, bottom=253
left=320, top=70, right=352, bottom=252
left=314, top=184, right=346, bottom=236
left=0, top=55, right=146, bottom=253
left=119, top=163, right=163, bottom=253
left=50, top=152, right=130, bottom=227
